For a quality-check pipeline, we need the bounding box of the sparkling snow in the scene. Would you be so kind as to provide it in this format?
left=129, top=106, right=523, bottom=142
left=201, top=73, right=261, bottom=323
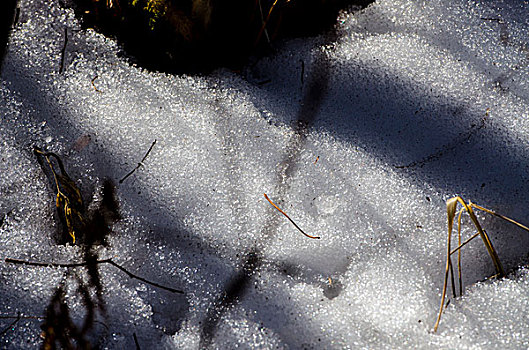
left=1, top=0, right=529, bottom=348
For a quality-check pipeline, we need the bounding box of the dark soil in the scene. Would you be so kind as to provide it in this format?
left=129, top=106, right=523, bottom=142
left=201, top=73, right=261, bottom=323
left=65, top=0, right=374, bottom=73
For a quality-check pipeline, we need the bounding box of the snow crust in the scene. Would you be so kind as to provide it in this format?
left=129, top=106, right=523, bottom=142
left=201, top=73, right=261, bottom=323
left=1, top=0, right=529, bottom=348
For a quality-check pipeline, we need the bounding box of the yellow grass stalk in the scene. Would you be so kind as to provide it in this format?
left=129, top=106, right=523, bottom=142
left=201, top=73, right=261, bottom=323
left=434, top=196, right=529, bottom=332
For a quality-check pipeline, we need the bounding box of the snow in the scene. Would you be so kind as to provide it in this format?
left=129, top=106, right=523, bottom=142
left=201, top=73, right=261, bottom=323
left=1, top=0, right=529, bottom=348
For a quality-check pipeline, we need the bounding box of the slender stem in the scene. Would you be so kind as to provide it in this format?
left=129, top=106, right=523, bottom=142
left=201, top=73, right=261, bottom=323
left=434, top=197, right=457, bottom=332
left=0, top=312, right=20, bottom=336
left=59, top=27, right=68, bottom=74
left=133, top=332, right=141, bottom=350
left=457, top=209, right=463, bottom=296
left=462, top=200, right=504, bottom=277
left=254, top=0, right=279, bottom=46
left=91, top=75, right=101, bottom=92
left=264, top=193, right=320, bottom=239
left=448, top=257, right=456, bottom=298
left=119, top=140, right=157, bottom=184
left=5, top=257, right=183, bottom=294
left=472, top=203, right=529, bottom=232
left=450, top=232, right=480, bottom=255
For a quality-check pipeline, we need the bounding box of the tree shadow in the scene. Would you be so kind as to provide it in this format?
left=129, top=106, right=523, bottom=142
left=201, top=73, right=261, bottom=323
left=0, top=58, right=195, bottom=347
left=2, top=2, right=529, bottom=346
left=245, top=5, right=529, bottom=271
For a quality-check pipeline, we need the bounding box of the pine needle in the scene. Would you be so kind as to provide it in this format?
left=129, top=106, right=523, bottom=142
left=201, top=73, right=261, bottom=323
left=264, top=193, right=320, bottom=239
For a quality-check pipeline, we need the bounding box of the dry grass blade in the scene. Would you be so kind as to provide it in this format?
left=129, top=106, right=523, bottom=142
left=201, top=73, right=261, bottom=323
left=471, top=203, right=529, bottom=232
left=34, top=147, right=84, bottom=243
left=5, top=257, right=184, bottom=294
left=434, top=196, right=529, bottom=332
left=119, top=140, right=156, bottom=184
left=255, top=0, right=282, bottom=46
left=459, top=199, right=503, bottom=276
left=434, top=197, right=458, bottom=332
left=264, top=193, right=320, bottom=239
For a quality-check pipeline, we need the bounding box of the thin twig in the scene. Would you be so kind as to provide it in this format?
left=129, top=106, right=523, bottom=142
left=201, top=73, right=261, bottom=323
left=6, top=257, right=87, bottom=268
left=472, top=203, right=529, bottom=232
left=59, top=27, right=68, bottom=74
left=450, top=232, right=480, bottom=255
left=119, top=140, right=157, bottom=184
left=13, top=7, right=20, bottom=27
left=105, top=260, right=183, bottom=294
left=5, top=257, right=183, bottom=294
left=256, top=0, right=271, bottom=45
left=0, top=312, right=44, bottom=338
left=0, top=312, right=20, bottom=336
left=0, top=315, right=44, bottom=320
left=481, top=17, right=503, bottom=22
left=257, top=79, right=271, bottom=86
left=300, top=59, right=305, bottom=88
left=263, top=193, right=320, bottom=239
left=91, top=75, right=102, bottom=93
left=255, top=0, right=279, bottom=46
left=395, top=112, right=488, bottom=169
left=133, top=332, right=141, bottom=350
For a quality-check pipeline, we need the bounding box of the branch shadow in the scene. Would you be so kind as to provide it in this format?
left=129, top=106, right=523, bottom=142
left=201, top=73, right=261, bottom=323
left=246, top=5, right=529, bottom=272
left=2, top=2, right=529, bottom=347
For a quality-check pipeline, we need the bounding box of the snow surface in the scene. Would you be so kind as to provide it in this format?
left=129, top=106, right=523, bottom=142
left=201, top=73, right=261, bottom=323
left=1, top=0, right=529, bottom=348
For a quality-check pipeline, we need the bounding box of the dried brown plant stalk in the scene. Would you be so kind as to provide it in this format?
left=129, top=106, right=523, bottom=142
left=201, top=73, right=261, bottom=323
left=434, top=196, right=529, bottom=332
left=264, top=193, right=320, bottom=239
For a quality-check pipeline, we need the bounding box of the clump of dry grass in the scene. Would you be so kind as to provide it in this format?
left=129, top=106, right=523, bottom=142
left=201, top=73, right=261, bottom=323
left=434, top=196, right=529, bottom=332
